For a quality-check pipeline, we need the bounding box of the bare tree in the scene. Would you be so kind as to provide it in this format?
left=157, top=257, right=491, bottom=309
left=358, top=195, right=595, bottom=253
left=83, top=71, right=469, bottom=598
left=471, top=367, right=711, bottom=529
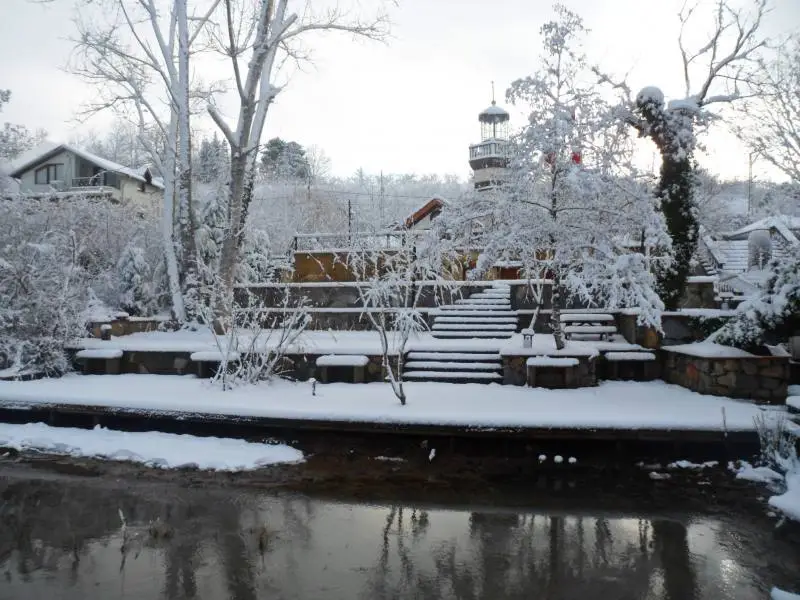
left=71, top=0, right=222, bottom=322
left=735, top=34, right=800, bottom=183
left=206, top=0, right=390, bottom=329
left=609, top=0, right=770, bottom=309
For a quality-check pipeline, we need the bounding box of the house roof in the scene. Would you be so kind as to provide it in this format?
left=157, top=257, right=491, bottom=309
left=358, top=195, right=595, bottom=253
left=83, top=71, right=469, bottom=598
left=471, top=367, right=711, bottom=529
left=403, top=197, right=444, bottom=229
left=724, top=215, right=800, bottom=243
left=8, top=142, right=163, bottom=189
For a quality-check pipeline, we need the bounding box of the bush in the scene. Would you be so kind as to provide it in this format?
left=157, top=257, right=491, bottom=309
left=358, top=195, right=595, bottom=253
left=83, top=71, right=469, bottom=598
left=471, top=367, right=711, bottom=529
left=714, top=247, right=800, bottom=352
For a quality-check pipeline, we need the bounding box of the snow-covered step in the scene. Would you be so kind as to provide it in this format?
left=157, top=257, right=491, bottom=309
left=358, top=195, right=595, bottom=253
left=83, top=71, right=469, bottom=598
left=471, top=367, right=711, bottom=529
left=470, top=292, right=511, bottom=299
left=441, top=304, right=512, bottom=311
left=405, top=361, right=500, bottom=371
left=431, top=330, right=514, bottom=338
left=431, top=306, right=517, bottom=319
left=404, top=370, right=502, bottom=381
left=406, top=352, right=501, bottom=361
left=434, top=316, right=518, bottom=323
left=432, top=323, right=516, bottom=331
left=455, top=298, right=511, bottom=305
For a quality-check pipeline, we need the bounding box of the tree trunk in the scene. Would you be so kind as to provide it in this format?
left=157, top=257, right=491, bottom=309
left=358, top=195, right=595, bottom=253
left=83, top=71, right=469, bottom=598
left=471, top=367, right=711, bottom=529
left=161, top=112, right=186, bottom=322
left=176, top=0, right=197, bottom=317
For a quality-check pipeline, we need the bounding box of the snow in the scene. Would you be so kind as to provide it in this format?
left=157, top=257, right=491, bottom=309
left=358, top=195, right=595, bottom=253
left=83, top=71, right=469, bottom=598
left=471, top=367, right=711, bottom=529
left=559, top=313, right=615, bottom=322
left=0, top=422, right=303, bottom=471
left=0, top=375, right=772, bottom=432
left=75, top=348, right=123, bottom=360
left=769, top=471, right=800, bottom=522
left=772, top=588, right=800, bottom=600
left=733, top=462, right=784, bottom=484
left=662, top=342, right=754, bottom=358
left=562, top=325, right=617, bottom=334
left=316, top=354, right=369, bottom=367
left=500, top=335, right=601, bottom=357
left=788, top=397, right=800, bottom=411
left=667, top=460, right=718, bottom=469
left=636, top=86, right=664, bottom=106
left=604, top=351, right=656, bottom=362
left=526, top=357, right=579, bottom=367
left=190, top=350, right=241, bottom=362
left=790, top=385, right=800, bottom=396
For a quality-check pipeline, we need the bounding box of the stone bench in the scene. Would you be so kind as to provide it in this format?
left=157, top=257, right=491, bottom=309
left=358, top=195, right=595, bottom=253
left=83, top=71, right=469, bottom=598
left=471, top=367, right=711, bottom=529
left=75, top=348, right=123, bottom=375
left=563, top=325, right=617, bottom=341
left=316, top=354, right=370, bottom=384
left=603, top=351, right=660, bottom=381
left=526, top=356, right=582, bottom=389
left=190, top=351, right=241, bottom=378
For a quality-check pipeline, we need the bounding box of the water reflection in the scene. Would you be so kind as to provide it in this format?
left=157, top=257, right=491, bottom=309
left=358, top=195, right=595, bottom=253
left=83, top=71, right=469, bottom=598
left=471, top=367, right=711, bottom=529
left=0, top=472, right=793, bottom=600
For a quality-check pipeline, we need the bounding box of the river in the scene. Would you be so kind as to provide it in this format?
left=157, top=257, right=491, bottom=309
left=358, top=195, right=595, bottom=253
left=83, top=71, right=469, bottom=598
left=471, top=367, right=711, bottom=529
left=0, top=463, right=798, bottom=599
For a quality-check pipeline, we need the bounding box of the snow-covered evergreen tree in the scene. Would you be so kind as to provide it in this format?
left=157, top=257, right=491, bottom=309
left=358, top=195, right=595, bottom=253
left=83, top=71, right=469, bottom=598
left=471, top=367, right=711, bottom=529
left=117, top=244, right=152, bottom=316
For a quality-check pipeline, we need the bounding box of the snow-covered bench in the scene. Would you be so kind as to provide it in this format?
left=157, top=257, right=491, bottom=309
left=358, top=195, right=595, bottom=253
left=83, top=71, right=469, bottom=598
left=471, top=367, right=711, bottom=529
left=316, top=354, right=370, bottom=384
left=563, top=325, right=617, bottom=341
left=603, top=351, right=659, bottom=381
left=75, top=348, right=123, bottom=375
left=526, top=356, right=584, bottom=388
left=560, top=313, right=614, bottom=323
left=190, top=351, right=241, bottom=379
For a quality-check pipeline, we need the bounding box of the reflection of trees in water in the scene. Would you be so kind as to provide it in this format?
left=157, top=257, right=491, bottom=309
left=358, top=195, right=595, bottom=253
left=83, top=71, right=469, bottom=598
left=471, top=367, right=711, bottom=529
left=362, top=507, right=688, bottom=600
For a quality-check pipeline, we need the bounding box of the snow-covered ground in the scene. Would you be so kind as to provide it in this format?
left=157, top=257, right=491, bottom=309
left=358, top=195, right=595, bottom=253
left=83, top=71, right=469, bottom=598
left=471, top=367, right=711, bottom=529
left=0, top=374, right=771, bottom=431
left=0, top=422, right=303, bottom=471
left=68, top=329, right=645, bottom=356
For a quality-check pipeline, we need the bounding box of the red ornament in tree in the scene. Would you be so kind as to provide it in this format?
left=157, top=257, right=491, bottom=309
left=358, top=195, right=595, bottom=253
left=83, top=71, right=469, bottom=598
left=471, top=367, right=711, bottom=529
left=571, top=151, right=581, bottom=164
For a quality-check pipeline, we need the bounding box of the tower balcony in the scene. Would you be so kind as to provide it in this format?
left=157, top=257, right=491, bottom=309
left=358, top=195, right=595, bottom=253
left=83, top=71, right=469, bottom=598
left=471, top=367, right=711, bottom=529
left=469, top=140, right=511, bottom=171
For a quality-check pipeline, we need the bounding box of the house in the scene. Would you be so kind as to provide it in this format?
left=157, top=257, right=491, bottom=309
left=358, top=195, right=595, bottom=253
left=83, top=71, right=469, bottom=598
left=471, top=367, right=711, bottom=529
left=402, top=197, right=444, bottom=230
left=8, top=143, right=163, bottom=206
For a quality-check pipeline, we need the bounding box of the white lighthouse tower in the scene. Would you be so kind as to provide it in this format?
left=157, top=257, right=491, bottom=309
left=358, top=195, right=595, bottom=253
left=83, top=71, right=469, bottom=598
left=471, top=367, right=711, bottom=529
left=468, top=84, right=510, bottom=191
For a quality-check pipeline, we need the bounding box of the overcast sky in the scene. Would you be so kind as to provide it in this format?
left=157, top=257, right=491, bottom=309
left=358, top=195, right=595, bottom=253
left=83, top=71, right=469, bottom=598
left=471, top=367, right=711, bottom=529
left=1, top=0, right=798, bottom=180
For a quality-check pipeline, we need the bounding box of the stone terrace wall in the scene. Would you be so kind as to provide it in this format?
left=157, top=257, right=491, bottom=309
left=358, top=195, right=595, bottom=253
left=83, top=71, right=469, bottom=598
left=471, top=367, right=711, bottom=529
left=661, top=350, right=789, bottom=404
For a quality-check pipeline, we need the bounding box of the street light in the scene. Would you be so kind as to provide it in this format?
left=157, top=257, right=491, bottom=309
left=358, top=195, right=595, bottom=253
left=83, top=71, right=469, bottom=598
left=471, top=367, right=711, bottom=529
left=747, top=150, right=761, bottom=215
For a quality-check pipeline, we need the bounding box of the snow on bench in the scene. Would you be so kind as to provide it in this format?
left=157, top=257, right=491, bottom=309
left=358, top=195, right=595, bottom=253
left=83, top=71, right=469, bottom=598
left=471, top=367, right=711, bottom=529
left=526, top=357, right=579, bottom=367
left=563, top=325, right=617, bottom=334
left=75, top=349, right=123, bottom=360
left=560, top=313, right=615, bottom=322
left=787, top=396, right=800, bottom=412
left=316, top=354, right=370, bottom=367
left=190, top=351, right=241, bottom=362
left=604, top=351, right=657, bottom=362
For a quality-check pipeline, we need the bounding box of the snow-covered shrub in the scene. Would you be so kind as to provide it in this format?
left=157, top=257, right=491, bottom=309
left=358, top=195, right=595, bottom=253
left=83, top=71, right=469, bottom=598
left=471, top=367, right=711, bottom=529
left=117, top=244, right=154, bottom=316
left=0, top=196, right=163, bottom=375
left=714, top=246, right=800, bottom=352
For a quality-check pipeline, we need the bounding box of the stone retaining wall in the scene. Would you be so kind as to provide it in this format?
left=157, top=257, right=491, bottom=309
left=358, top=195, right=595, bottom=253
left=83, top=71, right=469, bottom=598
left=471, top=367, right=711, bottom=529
left=68, top=348, right=395, bottom=383
left=502, top=354, right=597, bottom=387
left=661, top=350, right=789, bottom=404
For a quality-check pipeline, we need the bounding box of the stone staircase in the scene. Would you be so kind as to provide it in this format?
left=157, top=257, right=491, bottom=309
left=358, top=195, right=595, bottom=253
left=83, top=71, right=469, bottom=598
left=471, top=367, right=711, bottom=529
left=403, top=350, right=503, bottom=383
left=430, top=283, right=516, bottom=340
left=402, top=283, right=514, bottom=383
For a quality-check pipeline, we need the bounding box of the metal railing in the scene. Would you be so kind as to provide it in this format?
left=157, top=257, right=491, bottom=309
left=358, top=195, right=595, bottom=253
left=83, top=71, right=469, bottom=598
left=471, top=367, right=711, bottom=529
left=292, top=231, right=430, bottom=252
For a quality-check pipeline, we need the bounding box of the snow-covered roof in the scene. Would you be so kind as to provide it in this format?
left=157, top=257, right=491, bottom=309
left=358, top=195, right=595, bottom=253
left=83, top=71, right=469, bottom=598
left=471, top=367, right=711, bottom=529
left=8, top=142, right=163, bottom=189
left=725, top=215, right=800, bottom=241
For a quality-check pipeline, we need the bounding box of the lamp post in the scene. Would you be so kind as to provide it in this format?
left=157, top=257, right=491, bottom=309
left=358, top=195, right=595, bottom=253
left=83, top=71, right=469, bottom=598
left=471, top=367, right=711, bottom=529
left=747, top=150, right=760, bottom=215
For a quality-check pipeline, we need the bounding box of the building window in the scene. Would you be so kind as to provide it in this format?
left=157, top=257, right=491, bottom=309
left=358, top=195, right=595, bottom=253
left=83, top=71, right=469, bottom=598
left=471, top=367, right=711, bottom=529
left=34, top=163, right=64, bottom=185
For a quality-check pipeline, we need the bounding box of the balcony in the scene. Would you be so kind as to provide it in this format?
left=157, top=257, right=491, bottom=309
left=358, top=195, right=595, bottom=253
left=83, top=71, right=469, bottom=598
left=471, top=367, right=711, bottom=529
left=469, top=141, right=510, bottom=161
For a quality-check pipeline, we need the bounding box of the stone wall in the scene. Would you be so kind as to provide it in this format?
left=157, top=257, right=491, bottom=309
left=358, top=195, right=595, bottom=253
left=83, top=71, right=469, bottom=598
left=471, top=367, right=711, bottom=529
left=502, top=354, right=597, bottom=387
left=661, top=350, right=789, bottom=404
left=87, top=318, right=168, bottom=339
